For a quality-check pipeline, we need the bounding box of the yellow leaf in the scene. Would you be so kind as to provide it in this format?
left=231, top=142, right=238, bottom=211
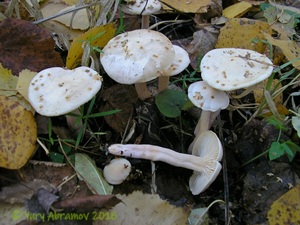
left=216, top=18, right=272, bottom=53
left=162, top=0, right=218, bottom=13
left=223, top=1, right=252, bottom=18
left=253, top=79, right=282, bottom=105
left=16, top=69, right=37, bottom=101
left=0, top=96, right=37, bottom=169
left=263, top=32, right=300, bottom=69
left=268, top=184, right=300, bottom=225
left=66, top=23, right=117, bottom=69
left=0, top=64, right=18, bottom=97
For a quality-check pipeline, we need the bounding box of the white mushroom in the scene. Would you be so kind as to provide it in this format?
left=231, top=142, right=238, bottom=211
left=100, top=29, right=175, bottom=100
left=189, top=130, right=223, bottom=195
left=121, top=0, right=161, bottom=29
left=200, top=48, right=273, bottom=91
left=158, top=45, right=190, bottom=92
left=28, top=66, right=102, bottom=131
left=103, top=158, right=131, bottom=185
left=187, top=81, right=229, bottom=152
left=108, top=130, right=223, bottom=195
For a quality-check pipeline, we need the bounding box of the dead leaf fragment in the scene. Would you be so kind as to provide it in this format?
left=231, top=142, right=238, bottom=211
left=268, top=184, right=300, bottom=224
left=223, top=1, right=252, bottom=18
left=16, top=69, right=37, bottom=101
left=100, top=84, right=138, bottom=133
left=0, top=18, right=64, bottom=75
left=0, top=64, right=18, bottom=97
left=216, top=18, right=272, bottom=53
left=263, top=32, right=300, bottom=69
left=66, top=22, right=117, bottom=69
left=162, top=0, right=221, bottom=14
left=97, top=191, right=190, bottom=225
left=0, top=96, right=37, bottom=169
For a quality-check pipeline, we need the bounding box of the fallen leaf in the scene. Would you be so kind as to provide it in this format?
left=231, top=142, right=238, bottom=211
left=216, top=18, right=272, bottom=53
left=267, top=184, right=300, bottom=224
left=0, top=18, right=64, bottom=75
left=222, top=1, right=252, bottom=18
left=100, top=84, right=138, bottom=133
left=53, top=5, right=90, bottom=30
left=0, top=63, right=18, bottom=97
left=162, top=0, right=221, bottom=14
left=97, top=191, right=190, bottom=225
left=186, top=26, right=219, bottom=70
left=0, top=179, right=55, bottom=204
left=52, top=195, right=121, bottom=211
left=263, top=32, right=300, bottom=69
left=75, top=153, right=113, bottom=195
left=16, top=69, right=37, bottom=101
left=0, top=96, right=37, bottom=169
left=66, top=22, right=117, bottom=69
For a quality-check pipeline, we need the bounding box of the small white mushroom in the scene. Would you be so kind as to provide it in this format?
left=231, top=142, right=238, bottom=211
left=100, top=29, right=175, bottom=100
left=187, top=81, right=229, bottom=152
left=121, top=0, right=161, bottom=29
left=108, top=130, right=223, bottom=195
left=158, top=45, right=190, bottom=92
left=103, top=158, right=131, bottom=185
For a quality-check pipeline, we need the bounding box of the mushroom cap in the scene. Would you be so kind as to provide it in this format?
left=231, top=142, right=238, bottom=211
left=28, top=66, right=102, bottom=116
left=200, top=48, right=273, bottom=91
left=189, top=130, right=223, bottom=195
left=103, top=158, right=131, bottom=185
left=163, top=45, right=190, bottom=76
left=188, top=81, right=229, bottom=112
left=121, top=0, right=161, bottom=15
left=100, top=29, right=175, bottom=84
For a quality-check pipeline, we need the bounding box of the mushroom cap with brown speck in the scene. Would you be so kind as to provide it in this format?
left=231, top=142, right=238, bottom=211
left=200, top=48, right=273, bottom=91
left=100, top=29, right=175, bottom=84
left=28, top=66, right=102, bottom=116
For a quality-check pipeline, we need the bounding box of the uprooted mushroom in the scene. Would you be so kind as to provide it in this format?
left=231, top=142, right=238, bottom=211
left=108, top=130, right=223, bottom=195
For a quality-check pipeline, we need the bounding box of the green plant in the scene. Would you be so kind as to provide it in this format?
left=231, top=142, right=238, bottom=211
left=265, top=115, right=300, bottom=161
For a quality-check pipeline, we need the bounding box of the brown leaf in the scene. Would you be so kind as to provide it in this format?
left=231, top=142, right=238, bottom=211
left=100, top=84, right=138, bottom=133
left=0, top=18, right=64, bottom=75
left=52, top=195, right=121, bottom=211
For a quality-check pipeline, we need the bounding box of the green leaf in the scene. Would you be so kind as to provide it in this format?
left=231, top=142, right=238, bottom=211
left=75, top=153, right=113, bottom=195
left=269, top=141, right=285, bottom=160
left=265, top=115, right=286, bottom=130
left=292, top=116, right=300, bottom=138
left=155, top=89, right=188, bottom=118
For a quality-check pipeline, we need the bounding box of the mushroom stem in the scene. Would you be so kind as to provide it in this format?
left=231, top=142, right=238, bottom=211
left=158, top=76, right=169, bottom=93
left=141, top=15, right=150, bottom=29
left=135, top=82, right=152, bottom=100
left=188, top=110, right=221, bottom=153
left=108, top=144, right=207, bottom=172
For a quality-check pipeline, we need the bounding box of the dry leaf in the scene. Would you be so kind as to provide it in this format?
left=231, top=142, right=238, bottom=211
left=0, top=63, right=18, bottom=97
left=222, top=1, right=252, bottom=18
left=16, top=69, right=37, bottom=101
left=0, top=96, right=37, bottom=169
left=186, top=27, right=219, bottom=69
left=100, top=84, right=138, bottom=133
left=53, top=5, right=90, bottom=30
left=66, top=23, right=117, bottom=69
left=263, top=32, right=300, bottom=69
left=162, top=0, right=221, bottom=14
left=97, top=191, right=190, bottom=225
left=216, top=18, right=272, bottom=53
left=0, top=18, right=64, bottom=75
left=268, top=184, right=300, bottom=224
